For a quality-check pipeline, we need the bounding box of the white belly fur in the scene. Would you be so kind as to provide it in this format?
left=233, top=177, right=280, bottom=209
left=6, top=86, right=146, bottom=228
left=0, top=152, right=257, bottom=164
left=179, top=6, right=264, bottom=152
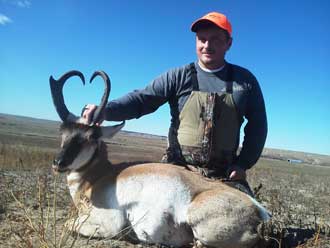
left=68, top=163, right=268, bottom=247
left=115, top=173, right=194, bottom=246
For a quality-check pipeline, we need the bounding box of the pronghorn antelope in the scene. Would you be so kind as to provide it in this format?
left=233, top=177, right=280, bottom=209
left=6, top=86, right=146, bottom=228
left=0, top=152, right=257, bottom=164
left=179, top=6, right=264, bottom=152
left=50, top=70, right=270, bottom=248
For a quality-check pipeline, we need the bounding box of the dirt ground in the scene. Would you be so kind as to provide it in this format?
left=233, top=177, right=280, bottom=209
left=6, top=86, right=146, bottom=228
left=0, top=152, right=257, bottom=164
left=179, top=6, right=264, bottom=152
left=0, top=114, right=330, bottom=247
left=1, top=158, right=330, bottom=248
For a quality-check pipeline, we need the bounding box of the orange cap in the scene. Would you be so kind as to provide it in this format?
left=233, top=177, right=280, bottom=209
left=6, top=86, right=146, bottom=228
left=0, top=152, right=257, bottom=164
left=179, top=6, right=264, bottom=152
left=191, top=12, right=232, bottom=36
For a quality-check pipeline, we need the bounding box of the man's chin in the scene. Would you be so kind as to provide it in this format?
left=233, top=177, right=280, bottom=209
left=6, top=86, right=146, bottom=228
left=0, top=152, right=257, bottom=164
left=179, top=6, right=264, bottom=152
left=200, top=60, right=216, bottom=69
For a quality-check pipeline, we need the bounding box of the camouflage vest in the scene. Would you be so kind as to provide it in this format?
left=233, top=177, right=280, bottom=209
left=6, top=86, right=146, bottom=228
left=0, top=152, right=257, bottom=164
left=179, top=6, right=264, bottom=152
left=163, top=63, right=240, bottom=172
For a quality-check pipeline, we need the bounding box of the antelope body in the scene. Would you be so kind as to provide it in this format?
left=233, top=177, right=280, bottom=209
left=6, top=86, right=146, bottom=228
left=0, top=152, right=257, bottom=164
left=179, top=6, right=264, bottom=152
left=50, top=71, right=270, bottom=247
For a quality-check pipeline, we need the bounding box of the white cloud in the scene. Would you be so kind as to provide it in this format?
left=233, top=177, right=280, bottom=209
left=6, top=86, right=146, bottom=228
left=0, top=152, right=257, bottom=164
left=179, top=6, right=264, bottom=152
left=1, top=0, right=31, bottom=8
left=16, top=0, right=31, bottom=8
left=0, top=14, right=12, bottom=25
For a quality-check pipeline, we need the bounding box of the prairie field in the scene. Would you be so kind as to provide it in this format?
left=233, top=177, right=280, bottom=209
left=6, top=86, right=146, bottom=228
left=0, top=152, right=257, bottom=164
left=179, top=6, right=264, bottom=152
left=0, top=113, right=329, bottom=248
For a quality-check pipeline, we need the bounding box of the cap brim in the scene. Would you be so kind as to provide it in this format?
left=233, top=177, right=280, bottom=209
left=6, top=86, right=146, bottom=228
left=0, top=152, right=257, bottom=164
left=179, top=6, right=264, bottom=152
left=191, top=19, right=218, bottom=32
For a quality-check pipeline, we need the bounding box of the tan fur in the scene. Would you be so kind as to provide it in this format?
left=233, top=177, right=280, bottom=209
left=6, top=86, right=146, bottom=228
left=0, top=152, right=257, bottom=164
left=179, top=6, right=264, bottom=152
left=58, top=128, right=269, bottom=247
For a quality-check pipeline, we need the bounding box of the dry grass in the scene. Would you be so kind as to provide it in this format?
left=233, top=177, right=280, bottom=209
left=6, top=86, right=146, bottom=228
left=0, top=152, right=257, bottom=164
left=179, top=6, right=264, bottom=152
left=248, top=159, right=330, bottom=247
left=0, top=142, right=56, bottom=170
left=0, top=140, right=330, bottom=247
left=9, top=174, right=81, bottom=248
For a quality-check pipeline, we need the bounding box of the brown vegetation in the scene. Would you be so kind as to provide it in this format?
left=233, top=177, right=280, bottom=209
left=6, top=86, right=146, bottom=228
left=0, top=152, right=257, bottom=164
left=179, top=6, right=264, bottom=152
left=0, top=113, right=329, bottom=247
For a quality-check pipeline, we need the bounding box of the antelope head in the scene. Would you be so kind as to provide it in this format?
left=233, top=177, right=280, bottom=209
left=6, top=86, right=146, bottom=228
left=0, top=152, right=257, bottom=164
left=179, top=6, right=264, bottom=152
left=49, top=70, right=124, bottom=173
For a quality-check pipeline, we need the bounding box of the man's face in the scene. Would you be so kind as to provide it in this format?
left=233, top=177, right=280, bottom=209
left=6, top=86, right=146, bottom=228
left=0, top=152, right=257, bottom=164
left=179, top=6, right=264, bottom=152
left=196, top=26, right=232, bottom=70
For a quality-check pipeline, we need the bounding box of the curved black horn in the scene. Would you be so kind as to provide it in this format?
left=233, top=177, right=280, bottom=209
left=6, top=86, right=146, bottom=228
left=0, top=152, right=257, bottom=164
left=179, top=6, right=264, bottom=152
left=49, top=70, right=85, bottom=122
left=89, top=71, right=111, bottom=124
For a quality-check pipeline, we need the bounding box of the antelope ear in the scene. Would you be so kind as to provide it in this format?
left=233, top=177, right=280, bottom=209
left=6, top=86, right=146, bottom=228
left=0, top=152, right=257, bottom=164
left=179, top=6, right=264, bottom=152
left=101, top=121, right=125, bottom=139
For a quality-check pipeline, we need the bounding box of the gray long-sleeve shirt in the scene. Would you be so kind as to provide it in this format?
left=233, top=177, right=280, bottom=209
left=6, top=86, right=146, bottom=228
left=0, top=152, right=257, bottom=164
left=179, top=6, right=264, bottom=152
left=105, top=61, right=267, bottom=169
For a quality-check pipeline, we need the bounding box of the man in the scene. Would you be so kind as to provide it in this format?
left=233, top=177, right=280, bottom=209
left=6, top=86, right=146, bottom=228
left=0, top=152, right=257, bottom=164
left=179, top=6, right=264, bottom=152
left=83, top=12, right=267, bottom=188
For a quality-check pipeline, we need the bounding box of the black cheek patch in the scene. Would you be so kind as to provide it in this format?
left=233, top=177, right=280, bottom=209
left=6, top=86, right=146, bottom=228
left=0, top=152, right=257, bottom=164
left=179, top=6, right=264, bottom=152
left=57, top=136, right=83, bottom=168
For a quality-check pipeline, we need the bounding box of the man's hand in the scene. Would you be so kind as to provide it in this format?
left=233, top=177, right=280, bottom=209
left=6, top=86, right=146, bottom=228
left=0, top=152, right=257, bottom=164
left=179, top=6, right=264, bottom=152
left=81, top=104, right=104, bottom=126
left=227, top=166, right=246, bottom=181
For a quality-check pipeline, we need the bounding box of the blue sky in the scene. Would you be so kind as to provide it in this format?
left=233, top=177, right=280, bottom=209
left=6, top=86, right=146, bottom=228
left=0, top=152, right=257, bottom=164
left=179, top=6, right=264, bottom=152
left=1, top=0, right=329, bottom=155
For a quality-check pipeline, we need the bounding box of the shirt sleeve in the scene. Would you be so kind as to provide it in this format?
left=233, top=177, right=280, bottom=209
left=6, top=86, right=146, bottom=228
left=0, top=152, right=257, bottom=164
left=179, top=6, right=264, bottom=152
left=104, top=70, right=177, bottom=121
left=236, top=76, right=268, bottom=170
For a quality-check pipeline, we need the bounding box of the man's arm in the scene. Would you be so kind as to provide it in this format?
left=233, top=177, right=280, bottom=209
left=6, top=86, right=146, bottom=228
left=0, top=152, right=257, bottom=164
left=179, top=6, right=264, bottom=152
left=236, top=77, right=268, bottom=170
left=103, top=70, right=178, bottom=122
left=81, top=70, right=176, bottom=124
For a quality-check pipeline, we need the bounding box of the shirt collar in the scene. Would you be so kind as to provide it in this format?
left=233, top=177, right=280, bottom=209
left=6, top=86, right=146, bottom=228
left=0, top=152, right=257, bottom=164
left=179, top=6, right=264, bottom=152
left=198, top=61, right=226, bottom=73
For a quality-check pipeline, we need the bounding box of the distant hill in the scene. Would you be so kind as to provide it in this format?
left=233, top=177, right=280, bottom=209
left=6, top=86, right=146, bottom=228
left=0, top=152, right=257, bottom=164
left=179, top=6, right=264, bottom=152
left=0, top=113, right=329, bottom=167
left=0, top=113, right=166, bottom=139
left=261, top=148, right=330, bottom=167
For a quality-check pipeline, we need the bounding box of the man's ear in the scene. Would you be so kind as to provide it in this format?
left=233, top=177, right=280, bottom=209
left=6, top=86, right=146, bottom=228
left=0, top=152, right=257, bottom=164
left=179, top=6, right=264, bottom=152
left=226, top=37, right=233, bottom=51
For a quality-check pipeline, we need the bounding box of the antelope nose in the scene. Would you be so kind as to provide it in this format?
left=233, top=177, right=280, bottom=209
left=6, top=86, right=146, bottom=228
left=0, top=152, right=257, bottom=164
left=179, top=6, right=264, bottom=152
left=53, top=158, right=63, bottom=166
